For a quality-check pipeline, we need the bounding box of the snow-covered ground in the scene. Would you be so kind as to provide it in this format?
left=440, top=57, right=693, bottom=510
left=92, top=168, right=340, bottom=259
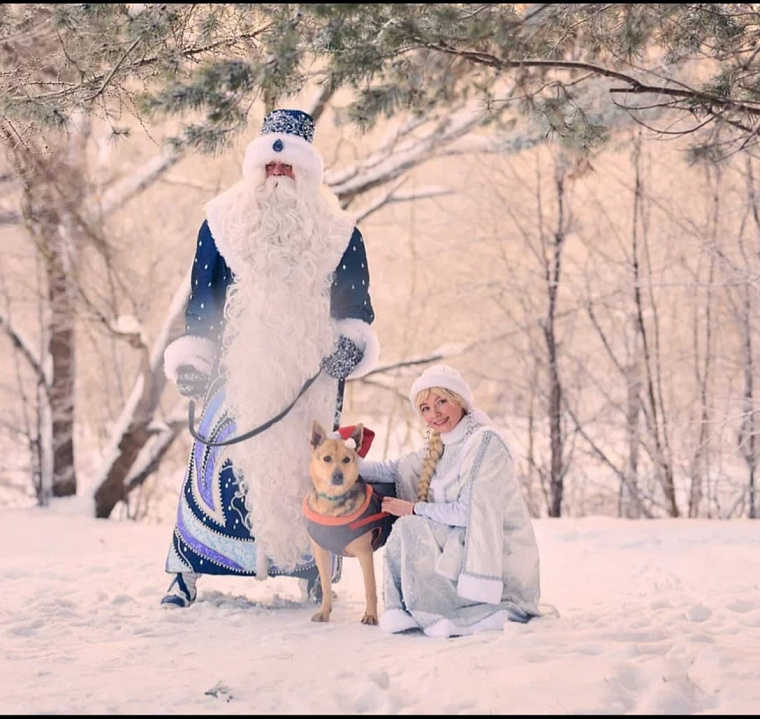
left=2, top=505, right=758, bottom=714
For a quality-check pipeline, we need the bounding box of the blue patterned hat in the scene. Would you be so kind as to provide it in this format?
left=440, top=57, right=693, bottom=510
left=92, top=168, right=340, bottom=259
left=261, top=109, right=315, bottom=144
left=243, top=108, right=323, bottom=186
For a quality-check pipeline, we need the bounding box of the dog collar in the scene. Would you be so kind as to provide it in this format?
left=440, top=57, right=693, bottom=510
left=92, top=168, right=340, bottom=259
left=303, top=481, right=374, bottom=525
left=316, top=489, right=353, bottom=502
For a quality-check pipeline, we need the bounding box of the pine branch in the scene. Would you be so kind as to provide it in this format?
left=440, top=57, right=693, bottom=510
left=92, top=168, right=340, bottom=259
left=422, top=43, right=760, bottom=120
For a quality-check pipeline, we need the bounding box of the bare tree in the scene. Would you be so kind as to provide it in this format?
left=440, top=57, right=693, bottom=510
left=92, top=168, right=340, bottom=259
left=541, top=158, right=572, bottom=517
left=468, top=149, right=581, bottom=518
left=687, top=164, right=720, bottom=518
left=733, top=154, right=760, bottom=519
left=1, top=116, right=184, bottom=507
left=1, top=121, right=87, bottom=499
left=630, top=132, right=679, bottom=517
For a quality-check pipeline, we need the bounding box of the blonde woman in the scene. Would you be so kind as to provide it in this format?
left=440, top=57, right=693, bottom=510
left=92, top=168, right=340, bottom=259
left=359, top=364, right=544, bottom=637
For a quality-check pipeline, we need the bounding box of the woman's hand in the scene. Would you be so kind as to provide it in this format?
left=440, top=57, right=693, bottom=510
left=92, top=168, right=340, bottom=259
left=382, top=497, right=416, bottom=517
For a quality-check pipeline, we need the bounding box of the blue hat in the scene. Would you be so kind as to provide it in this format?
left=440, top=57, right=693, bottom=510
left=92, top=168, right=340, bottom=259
left=261, top=109, right=315, bottom=144
left=242, top=108, right=323, bottom=186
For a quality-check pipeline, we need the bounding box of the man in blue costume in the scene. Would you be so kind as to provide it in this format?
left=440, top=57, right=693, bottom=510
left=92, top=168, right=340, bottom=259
left=160, top=109, right=379, bottom=607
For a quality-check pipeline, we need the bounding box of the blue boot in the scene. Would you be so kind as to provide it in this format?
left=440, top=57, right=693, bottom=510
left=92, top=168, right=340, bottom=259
left=160, top=572, right=198, bottom=608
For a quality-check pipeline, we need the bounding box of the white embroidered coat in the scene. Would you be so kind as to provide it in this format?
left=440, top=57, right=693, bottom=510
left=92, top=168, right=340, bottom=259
left=360, top=414, right=542, bottom=637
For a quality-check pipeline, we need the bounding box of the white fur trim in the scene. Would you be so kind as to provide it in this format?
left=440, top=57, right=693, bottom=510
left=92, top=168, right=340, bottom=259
left=457, top=572, right=503, bottom=605
left=242, top=133, right=324, bottom=187
left=205, top=184, right=244, bottom=276
left=163, top=335, right=217, bottom=381
left=336, top=318, right=379, bottom=379
left=409, top=364, right=474, bottom=413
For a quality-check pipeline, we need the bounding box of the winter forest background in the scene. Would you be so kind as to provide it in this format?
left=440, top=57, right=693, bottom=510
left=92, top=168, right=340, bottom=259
left=3, top=3, right=760, bottom=526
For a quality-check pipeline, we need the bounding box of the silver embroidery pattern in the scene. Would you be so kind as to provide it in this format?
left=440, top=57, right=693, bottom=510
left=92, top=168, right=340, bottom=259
left=261, top=109, right=315, bottom=143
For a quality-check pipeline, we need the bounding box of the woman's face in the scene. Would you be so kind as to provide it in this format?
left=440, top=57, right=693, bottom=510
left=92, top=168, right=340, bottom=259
left=418, top=389, right=465, bottom=434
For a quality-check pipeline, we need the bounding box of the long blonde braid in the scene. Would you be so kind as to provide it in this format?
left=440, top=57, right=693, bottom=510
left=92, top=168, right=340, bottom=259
left=417, top=429, right=443, bottom=502
left=415, top=387, right=467, bottom=502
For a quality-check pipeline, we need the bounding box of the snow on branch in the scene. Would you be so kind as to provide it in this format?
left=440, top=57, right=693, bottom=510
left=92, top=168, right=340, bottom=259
left=124, top=403, right=187, bottom=492
left=326, top=104, right=489, bottom=199
left=306, top=84, right=336, bottom=125
left=150, top=267, right=192, bottom=372
left=359, top=345, right=466, bottom=381
left=354, top=179, right=453, bottom=223
left=93, top=146, right=185, bottom=219
left=437, top=130, right=545, bottom=157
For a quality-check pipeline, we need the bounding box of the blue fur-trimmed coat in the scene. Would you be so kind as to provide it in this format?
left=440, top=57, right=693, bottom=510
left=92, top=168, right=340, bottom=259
left=161, top=217, right=377, bottom=578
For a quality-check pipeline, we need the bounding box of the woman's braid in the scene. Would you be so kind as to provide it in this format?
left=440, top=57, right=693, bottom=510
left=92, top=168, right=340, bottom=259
left=417, top=430, right=443, bottom=502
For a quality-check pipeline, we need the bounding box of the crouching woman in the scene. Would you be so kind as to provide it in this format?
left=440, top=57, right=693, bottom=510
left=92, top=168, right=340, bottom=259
left=359, top=364, right=544, bottom=638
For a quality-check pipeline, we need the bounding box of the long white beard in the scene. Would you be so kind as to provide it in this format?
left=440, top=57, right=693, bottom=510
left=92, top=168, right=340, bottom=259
left=207, top=174, right=355, bottom=569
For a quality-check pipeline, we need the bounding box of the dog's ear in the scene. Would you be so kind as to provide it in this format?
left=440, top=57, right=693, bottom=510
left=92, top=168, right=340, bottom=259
left=350, top=423, right=364, bottom=450
left=311, top=420, right=327, bottom=449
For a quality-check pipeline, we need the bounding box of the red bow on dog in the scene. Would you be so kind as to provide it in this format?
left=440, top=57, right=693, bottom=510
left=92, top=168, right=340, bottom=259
left=331, top=426, right=375, bottom=457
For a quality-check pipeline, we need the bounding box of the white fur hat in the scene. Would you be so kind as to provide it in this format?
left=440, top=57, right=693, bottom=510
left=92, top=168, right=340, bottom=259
left=242, top=108, right=324, bottom=186
left=408, top=364, right=474, bottom=414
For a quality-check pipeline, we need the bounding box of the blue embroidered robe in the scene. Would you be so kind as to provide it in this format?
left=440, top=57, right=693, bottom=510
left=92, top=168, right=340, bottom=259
left=165, top=220, right=374, bottom=580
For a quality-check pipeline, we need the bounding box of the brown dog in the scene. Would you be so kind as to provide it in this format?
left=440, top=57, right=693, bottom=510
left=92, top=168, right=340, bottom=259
left=302, top=420, right=395, bottom=624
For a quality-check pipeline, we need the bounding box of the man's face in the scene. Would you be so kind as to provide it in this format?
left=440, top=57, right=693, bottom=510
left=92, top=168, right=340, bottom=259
left=265, top=161, right=295, bottom=180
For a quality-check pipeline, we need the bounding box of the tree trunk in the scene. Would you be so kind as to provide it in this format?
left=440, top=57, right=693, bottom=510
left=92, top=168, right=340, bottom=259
left=545, top=166, right=568, bottom=518
left=47, top=244, right=77, bottom=497
left=17, top=153, right=79, bottom=499
left=621, top=349, right=642, bottom=518
left=741, top=154, right=759, bottom=519
left=92, top=344, right=174, bottom=518
left=94, top=419, right=155, bottom=517
left=630, top=133, right=678, bottom=517
left=739, top=292, right=757, bottom=519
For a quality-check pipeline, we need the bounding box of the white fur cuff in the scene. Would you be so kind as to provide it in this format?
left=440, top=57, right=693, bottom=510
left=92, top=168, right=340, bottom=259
left=163, top=335, right=217, bottom=382
left=336, top=318, right=379, bottom=379
left=457, top=572, right=503, bottom=605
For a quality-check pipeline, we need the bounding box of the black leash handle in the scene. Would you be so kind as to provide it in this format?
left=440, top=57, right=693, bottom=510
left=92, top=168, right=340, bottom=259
left=188, top=369, right=323, bottom=447
left=332, top=377, right=346, bottom=432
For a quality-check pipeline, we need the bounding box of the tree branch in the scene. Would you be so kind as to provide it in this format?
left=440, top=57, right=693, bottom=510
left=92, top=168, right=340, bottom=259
left=0, top=311, right=46, bottom=386
left=422, top=42, right=760, bottom=120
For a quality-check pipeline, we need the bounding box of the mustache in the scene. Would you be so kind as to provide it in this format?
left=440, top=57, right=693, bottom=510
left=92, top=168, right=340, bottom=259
left=255, top=175, right=299, bottom=204
left=266, top=174, right=295, bottom=189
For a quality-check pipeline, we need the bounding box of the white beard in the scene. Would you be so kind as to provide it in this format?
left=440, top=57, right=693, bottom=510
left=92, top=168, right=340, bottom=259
left=205, top=173, right=355, bottom=569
